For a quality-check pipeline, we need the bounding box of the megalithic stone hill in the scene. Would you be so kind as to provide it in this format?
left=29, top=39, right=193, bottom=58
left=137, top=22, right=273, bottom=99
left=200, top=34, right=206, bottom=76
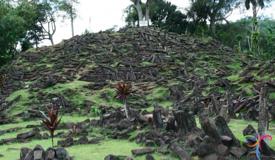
left=0, top=27, right=274, bottom=120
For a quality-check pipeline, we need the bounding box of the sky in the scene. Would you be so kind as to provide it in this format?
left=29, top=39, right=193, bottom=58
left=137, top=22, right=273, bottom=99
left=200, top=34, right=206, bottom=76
left=49, top=0, right=275, bottom=46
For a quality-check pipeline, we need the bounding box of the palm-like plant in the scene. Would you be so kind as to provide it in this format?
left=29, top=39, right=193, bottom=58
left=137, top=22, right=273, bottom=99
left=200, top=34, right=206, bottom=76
left=42, top=105, right=61, bottom=147
left=244, top=0, right=270, bottom=53
left=115, top=82, right=132, bottom=119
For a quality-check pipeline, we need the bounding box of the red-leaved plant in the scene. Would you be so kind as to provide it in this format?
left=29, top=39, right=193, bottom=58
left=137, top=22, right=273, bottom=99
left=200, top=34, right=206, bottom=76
left=42, top=105, right=61, bottom=147
left=115, top=82, right=132, bottom=119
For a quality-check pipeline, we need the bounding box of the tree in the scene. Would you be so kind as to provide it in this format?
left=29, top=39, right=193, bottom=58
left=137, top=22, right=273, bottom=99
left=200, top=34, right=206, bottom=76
left=59, top=0, right=79, bottom=37
left=37, top=0, right=59, bottom=45
left=0, top=0, right=38, bottom=65
left=150, top=0, right=188, bottom=33
left=188, top=0, right=240, bottom=35
left=125, top=0, right=188, bottom=33
left=145, top=0, right=152, bottom=26
left=130, top=0, right=144, bottom=26
left=244, top=0, right=271, bottom=53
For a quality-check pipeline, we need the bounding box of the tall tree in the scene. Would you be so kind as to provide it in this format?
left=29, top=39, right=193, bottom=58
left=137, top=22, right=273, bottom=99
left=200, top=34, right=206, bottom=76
left=38, top=0, right=60, bottom=45
left=0, top=0, right=38, bottom=65
left=145, top=0, right=152, bottom=26
left=130, top=0, right=144, bottom=26
left=59, top=0, right=79, bottom=37
left=244, top=0, right=271, bottom=52
left=188, top=0, right=239, bottom=35
left=125, top=0, right=188, bottom=33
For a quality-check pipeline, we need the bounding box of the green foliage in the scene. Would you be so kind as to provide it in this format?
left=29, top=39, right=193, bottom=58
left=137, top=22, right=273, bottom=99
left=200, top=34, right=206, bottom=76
left=125, top=0, right=188, bottom=34
left=187, top=0, right=240, bottom=35
left=216, top=18, right=275, bottom=58
left=90, top=106, right=101, bottom=117
left=42, top=106, right=62, bottom=147
left=149, top=0, right=188, bottom=34
left=244, top=0, right=270, bottom=9
left=0, top=1, right=28, bottom=65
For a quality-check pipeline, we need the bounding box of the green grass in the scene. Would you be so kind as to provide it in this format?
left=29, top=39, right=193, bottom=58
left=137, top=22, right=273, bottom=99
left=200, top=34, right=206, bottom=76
left=145, top=86, right=173, bottom=110
left=227, top=74, right=240, bottom=82
left=228, top=119, right=275, bottom=148
left=0, top=138, right=177, bottom=160
left=269, top=92, right=275, bottom=100
left=0, top=115, right=89, bottom=132
left=226, top=62, right=242, bottom=71
left=238, top=83, right=254, bottom=96
left=6, top=89, right=32, bottom=116
left=1, top=118, right=275, bottom=160
left=43, top=80, right=89, bottom=93
left=0, top=139, right=61, bottom=160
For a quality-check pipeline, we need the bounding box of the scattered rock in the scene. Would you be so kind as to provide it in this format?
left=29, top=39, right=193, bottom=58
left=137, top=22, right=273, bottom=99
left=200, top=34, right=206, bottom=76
left=104, top=154, right=130, bottom=160
left=58, top=137, right=74, bottom=147
left=145, top=154, right=155, bottom=160
left=229, top=147, right=247, bottom=158
left=17, top=128, right=41, bottom=141
left=45, top=148, right=55, bottom=160
left=20, top=146, right=72, bottom=160
left=77, top=136, right=89, bottom=144
left=170, top=143, right=191, bottom=160
left=131, top=147, right=155, bottom=156
left=33, top=145, right=44, bottom=160
left=202, top=153, right=219, bottom=160
left=55, top=147, right=71, bottom=160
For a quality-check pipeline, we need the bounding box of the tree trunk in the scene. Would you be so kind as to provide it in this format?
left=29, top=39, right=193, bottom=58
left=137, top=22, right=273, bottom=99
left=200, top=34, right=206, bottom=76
left=252, top=4, right=257, bottom=32
left=258, top=85, right=268, bottom=135
left=251, top=4, right=258, bottom=52
left=134, top=0, right=143, bottom=26
left=209, top=19, right=216, bottom=36
left=49, top=35, right=54, bottom=46
left=145, top=0, right=151, bottom=26
left=124, top=99, right=130, bottom=119
left=71, top=18, right=74, bottom=37
left=70, top=7, right=75, bottom=37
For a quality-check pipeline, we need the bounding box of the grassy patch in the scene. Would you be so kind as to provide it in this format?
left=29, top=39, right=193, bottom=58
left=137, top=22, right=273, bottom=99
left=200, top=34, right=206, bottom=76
left=269, top=92, right=275, bottom=100
left=6, top=89, right=32, bottom=116
left=43, top=80, right=89, bottom=93
left=229, top=119, right=275, bottom=148
left=0, top=138, right=176, bottom=160
left=227, top=74, right=240, bottom=82
left=226, top=62, right=241, bottom=71
left=146, top=87, right=172, bottom=109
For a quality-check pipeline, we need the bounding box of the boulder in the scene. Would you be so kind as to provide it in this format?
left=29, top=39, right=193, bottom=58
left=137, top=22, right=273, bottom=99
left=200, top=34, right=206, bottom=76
left=17, top=128, right=41, bottom=140
left=20, top=146, right=72, bottom=160
left=45, top=148, right=55, bottom=160
left=33, top=145, right=45, bottom=160
left=58, top=137, right=74, bottom=147
left=131, top=147, right=155, bottom=156
left=145, top=154, right=155, bottom=160
left=56, top=147, right=71, bottom=160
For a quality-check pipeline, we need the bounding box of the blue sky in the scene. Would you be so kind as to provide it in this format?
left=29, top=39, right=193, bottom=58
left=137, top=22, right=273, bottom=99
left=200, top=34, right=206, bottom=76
left=47, top=0, right=275, bottom=46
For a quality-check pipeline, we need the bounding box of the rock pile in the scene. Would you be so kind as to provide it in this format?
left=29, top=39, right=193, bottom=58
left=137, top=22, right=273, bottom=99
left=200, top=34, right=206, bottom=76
left=20, top=145, right=72, bottom=160
left=0, top=27, right=241, bottom=118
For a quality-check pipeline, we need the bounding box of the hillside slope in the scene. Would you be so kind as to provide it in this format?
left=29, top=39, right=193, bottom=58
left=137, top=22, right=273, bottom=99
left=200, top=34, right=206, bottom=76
left=0, top=27, right=274, bottom=122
